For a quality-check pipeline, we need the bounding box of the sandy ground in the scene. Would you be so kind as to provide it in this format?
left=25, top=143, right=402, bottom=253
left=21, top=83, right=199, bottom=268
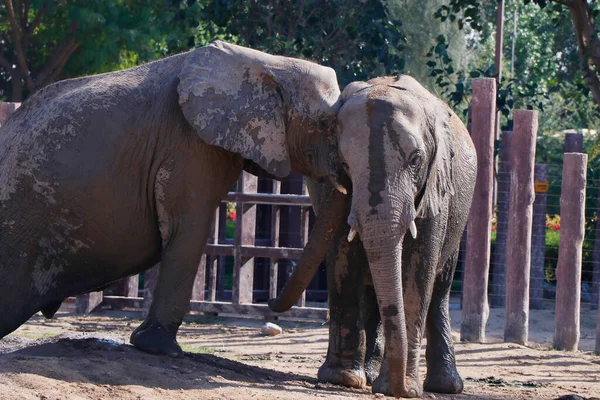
left=0, top=305, right=599, bottom=400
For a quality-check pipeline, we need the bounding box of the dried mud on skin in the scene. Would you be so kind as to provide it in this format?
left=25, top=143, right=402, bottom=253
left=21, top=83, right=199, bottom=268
left=0, top=308, right=599, bottom=400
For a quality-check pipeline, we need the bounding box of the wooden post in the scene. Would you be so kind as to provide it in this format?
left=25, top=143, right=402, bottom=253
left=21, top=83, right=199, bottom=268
left=192, top=209, right=218, bottom=301
left=107, top=275, right=139, bottom=298
left=0, top=102, right=20, bottom=126
left=592, top=179, right=600, bottom=309
left=142, top=264, right=160, bottom=317
left=554, top=153, right=587, bottom=351
left=461, top=78, right=496, bottom=342
left=232, top=172, right=257, bottom=304
left=269, top=181, right=281, bottom=300
left=490, top=130, right=512, bottom=307
left=121, top=276, right=139, bottom=297
left=530, top=164, right=548, bottom=310
left=296, top=179, right=310, bottom=307
left=208, top=208, right=220, bottom=302
left=564, top=130, right=583, bottom=153
left=75, top=292, right=103, bottom=314
left=504, top=110, right=538, bottom=344
left=596, top=293, right=600, bottom=354
left=217, top=204, right=227, bottom=300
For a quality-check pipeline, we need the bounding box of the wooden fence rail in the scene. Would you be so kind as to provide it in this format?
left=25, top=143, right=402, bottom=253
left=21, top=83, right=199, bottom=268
left=77, top=170, right=327, bottom=319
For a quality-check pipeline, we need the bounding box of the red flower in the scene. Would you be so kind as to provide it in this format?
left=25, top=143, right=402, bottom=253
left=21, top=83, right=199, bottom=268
left=227, top=211, right=237, bottom=222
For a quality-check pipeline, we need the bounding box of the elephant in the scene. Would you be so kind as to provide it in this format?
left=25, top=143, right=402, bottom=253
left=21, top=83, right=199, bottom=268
left=0, top=40, right=350, bottom=357
left=269, top=75, right=477, bottom=398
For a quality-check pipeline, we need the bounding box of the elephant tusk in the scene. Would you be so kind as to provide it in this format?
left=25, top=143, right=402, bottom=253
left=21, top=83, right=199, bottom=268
left=409, top=220, right=417, bottom=239
left=329, top=176, right=348, bottom=195
left=348, top=227, right=357, bottom=242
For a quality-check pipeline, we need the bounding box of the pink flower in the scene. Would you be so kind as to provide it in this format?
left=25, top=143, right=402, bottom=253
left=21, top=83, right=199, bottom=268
left=227, top=211, right=237, bottom=222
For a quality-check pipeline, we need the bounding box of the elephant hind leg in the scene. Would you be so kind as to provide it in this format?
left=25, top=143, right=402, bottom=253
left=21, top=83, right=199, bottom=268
left=423, top=248, right=463, bottom=394
left=317, top=222, right=368, bottom=389
left=362, top=280, right=383, bottom=385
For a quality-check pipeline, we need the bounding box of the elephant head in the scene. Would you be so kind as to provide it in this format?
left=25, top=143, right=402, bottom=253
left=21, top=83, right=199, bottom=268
left=178, top=40, right=348, bottom=303
left=177, top=40, right=343, bottom=181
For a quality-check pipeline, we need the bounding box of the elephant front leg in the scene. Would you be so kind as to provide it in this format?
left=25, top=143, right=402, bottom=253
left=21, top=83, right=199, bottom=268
left=317, top=224, right=369, bottom=388
left=130, top=156, right=240, bottom=357
left=423, top=249, right=463, bottom=394
left=130, top=228, right=207, bottom=356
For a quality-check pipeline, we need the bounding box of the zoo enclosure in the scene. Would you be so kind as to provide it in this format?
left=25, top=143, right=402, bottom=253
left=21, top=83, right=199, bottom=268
left=1, top=76, right=599, bottom=353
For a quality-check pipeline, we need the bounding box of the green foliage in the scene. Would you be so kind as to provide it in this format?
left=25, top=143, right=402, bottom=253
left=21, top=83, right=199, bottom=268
left=0, top=0, right=208, bottom=100
left=202, top=0, right=406, bottom=86
left=427, top=0, right=599, bottom=133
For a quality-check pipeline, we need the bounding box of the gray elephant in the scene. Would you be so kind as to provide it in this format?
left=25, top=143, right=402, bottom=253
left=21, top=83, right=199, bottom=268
left=270, top=75, right=477, bottom=398
left=0, top=40, right=349, bottom=357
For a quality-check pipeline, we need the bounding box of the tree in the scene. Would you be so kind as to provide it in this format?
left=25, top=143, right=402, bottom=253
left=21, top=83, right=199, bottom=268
left=432, top=0, right=600, bottom=122
left=0, top=0, right=204, bottom=101
left=203, top=0, right=406, bottom=86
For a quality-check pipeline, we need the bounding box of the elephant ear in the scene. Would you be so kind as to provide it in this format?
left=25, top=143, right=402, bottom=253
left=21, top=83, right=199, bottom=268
left=341, top=81, right=371, bottom=102
left=178, top=40, right=290, bottom=178
left=416, top=99, right=455, bottom=218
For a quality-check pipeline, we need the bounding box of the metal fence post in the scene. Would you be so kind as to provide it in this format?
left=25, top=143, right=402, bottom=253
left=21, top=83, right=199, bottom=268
left=461, top=78, right=496, bottom=342
left=491, top=130, right=512, bottom=308
left=564, top=130, right=583, bottom=153
left=596, top=291, right=600, bottom=354
left=530, top=164, right=548, bottom=310
left=554, top=152, right=587, bottom=351
left=504, top=110, right=538, bottom=344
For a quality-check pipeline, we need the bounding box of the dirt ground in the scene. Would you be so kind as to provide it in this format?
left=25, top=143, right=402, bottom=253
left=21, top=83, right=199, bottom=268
left=0, top=305, right=599, bottom=400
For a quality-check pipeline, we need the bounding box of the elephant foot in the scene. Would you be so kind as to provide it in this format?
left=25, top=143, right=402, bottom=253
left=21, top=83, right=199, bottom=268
left=372, top=373, right=422, bottom=398
left=424, top=368, right=463, bottom=394
left=130, top=323, right=182, bottom=357
left=365, top=355, right=382, bottom=385
left=317, top=363, right=366, bottom=388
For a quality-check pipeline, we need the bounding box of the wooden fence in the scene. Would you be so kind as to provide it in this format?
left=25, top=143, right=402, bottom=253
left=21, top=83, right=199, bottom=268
left=455, top=78, right=599, bottom=353
left=2, top=81, right=600, bottom=352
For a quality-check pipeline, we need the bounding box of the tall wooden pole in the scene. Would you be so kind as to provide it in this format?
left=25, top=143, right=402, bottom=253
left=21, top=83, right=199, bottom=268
left=461, top=78, right=496, bottom=342
left=504, top=110, right=538, bottom=344
left=554, top=153, right=587, bottom=351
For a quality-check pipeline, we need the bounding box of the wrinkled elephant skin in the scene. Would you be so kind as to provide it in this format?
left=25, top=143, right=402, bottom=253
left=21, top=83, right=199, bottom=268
left=325, top=75, right=477, bottom=397
left=0, top=41, right=347, bottom=357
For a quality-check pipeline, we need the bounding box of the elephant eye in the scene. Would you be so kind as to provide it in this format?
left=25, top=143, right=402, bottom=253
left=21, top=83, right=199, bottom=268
left=409, top=152, right=421, bottom=168
left=342, top=162, right=350, bottom=173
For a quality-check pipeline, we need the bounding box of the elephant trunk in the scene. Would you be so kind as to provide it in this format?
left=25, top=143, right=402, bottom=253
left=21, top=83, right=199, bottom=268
left=361, top=222, right=413, bottom=398
left=268, top=184, right=348, bottom=312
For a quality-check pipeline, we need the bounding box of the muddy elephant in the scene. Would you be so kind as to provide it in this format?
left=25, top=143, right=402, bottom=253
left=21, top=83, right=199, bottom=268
left=0, top=40, right=349, bottom=357
left=269, top=75, right=477, bottom=398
